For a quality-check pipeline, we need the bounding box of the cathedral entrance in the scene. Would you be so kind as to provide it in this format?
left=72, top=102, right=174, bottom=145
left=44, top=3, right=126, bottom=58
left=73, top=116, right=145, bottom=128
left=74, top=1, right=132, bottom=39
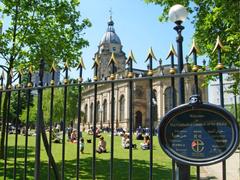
left=135, top=111, right=143, bottom=129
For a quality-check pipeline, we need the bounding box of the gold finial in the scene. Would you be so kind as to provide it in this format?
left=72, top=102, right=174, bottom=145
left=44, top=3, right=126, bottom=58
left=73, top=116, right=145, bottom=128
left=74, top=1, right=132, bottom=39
left=166, top=44, right=177, bottom=59
left=145, top=47, right=157, bottom=62
left=126, top=50, right=136, bottom=64
left=27, top=82, right=33, bottom=87
left=18, top=68, right=23, bottom=76
left=50, top=80, right=55, bottom=85
left=64, top=79, right=68, bottom=84
left=192, top=65, right=199, bottom=72
left=109, top=74, right=115, bottom=80
left=212, top=36, right=224, bottom=53
left=93, top=76, right=98, bottom=81
left=147, top=70, right=153, bottom=76
left=169, top=68, right=176, bottom=74
left=108, top=52, right=119, bottom=66
left=189, top=39, right=200, bottom=56
left=215, top=63, right=224, bottom=70
left=50, top=62, right=57, bottom=72
left=78, top=77, right=83, bottom=83
left=77, top=57, right=86, bottom=70
left=29, top=66, right=33, bottom=74
left=91, top=55, right=100, bottom=69
left=127, top=72, right=134, bottom=78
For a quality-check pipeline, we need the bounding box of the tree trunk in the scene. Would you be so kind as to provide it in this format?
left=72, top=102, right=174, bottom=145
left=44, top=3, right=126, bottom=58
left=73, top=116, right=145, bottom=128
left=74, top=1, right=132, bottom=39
left=41, top=122, right=60, bottom=179
left=0, top=94, right=8, bottom=159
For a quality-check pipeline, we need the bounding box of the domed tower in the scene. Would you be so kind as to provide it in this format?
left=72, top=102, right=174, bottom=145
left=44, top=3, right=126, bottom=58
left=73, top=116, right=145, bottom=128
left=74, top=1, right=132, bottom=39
left=94, top=16, right=126, bottom=80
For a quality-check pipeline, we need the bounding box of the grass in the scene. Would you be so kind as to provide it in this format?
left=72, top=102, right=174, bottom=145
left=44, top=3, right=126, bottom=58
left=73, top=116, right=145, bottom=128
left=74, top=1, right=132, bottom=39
left=0, top=132, right=197, bottom=180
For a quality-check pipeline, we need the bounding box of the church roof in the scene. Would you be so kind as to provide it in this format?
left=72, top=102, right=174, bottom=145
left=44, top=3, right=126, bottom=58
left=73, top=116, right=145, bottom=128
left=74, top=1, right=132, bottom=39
left=101, top=17, right=121, bottom=45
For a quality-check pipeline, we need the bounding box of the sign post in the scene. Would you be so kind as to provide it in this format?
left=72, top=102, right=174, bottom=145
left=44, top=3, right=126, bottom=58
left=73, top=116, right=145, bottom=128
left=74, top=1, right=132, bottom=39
left=158, top=95, right=239, bottom=167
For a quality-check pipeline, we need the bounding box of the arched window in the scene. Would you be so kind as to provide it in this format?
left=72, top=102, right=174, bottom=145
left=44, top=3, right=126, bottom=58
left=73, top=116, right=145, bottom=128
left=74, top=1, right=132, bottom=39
left=90, top=103, right=94, bottom=124
left=152, top=89, right=158, bottom=121
left=84, top=104, right=88, bottom=124
left=120, top=95, right=125, bottom=122
left=103, top=100, right=107, bottom=123
left=165, top=87, right=176, bottom=113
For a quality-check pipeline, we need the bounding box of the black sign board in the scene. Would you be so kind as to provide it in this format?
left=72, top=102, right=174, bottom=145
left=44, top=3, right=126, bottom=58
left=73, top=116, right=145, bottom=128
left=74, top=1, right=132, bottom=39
left=158, top=96, right=239, bottom=166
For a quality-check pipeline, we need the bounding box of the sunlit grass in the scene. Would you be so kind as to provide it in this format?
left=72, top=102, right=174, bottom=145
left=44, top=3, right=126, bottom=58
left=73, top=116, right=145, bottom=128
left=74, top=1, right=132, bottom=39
left=0, top=132, right=196, bottom=180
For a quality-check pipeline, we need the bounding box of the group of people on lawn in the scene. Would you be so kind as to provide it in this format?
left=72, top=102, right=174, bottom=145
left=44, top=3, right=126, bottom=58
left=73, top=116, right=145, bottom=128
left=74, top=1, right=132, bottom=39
left=66, top=127, right=150, bottom=155
left=122, top=132, right=150, bottom=150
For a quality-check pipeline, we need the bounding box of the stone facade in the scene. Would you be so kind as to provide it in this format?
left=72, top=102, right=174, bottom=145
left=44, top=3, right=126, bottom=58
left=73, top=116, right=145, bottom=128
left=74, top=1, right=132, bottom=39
left=81, top=18, right=208, bottom=130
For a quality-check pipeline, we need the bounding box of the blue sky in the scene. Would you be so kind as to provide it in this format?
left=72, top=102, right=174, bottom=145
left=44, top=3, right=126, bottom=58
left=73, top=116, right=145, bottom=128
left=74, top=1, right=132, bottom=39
left=76, top=0, right=196, bottom=79
left=0, top=0, right=196, bottom=80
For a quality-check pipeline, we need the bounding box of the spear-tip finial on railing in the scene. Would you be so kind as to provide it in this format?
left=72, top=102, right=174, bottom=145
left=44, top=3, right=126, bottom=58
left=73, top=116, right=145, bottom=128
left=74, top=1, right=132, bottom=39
left=77, top=57, right=85, bottom=83
left=189, top=39, right=200, bottom=56
left=92, top=55, right=100, bottom=81
left=50, top=62, right=56, bottom=85
left=63, top=60, right=69, bottom=84
left=126, top=50, right=136, bottom=78
left=27, top=66, right=33, bottom=87
left=166, top=43, right=177, bottom=60
left=29, top=65, right=33, bottom=75
left=212, top=36, right=224, bottom=53
left=108, top=52, right=118, bottom=80
left=50, top=62, right=57, bottom=73
left=166, top=44, right=177, bottom=74
left=16, top=68, right=23, bottom=88
left=145, top=47, right=157, bottom=76
left=213, top=36, right=224, bottom=70
left=145, top=47, right=157, bottom=62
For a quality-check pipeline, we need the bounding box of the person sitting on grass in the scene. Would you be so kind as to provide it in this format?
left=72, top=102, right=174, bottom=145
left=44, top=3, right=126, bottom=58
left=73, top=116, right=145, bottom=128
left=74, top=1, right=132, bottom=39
left=71, top=129, right=77, bottom=143
left=79, top=137, right=84, bottom=154
left=122, top=134, right=130, bottom=149
left=96, top=136, right=107, bottom=153
left=140, top=135, right=150, bottom=150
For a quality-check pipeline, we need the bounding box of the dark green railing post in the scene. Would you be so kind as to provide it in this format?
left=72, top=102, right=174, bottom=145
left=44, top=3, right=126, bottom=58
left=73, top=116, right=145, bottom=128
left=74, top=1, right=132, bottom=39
left=108, top=52, right=117, bottom=180
left=76, top=57, right=85, bottom=179
left=35, top=59, right=45, bottom=179
left=24, top=66, right=33, bottom=180
left=166, top=44, right=177, bottom=180
left=92, top=55, right=100, bottom=180
left=13, top=70, right=22, bottom=179
left=213, top=36, right=226, bottom=180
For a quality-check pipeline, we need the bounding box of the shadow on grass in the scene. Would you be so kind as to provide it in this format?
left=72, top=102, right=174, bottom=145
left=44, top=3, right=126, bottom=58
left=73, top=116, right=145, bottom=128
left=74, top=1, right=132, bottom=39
left=0, top=145, right=197, bottom=180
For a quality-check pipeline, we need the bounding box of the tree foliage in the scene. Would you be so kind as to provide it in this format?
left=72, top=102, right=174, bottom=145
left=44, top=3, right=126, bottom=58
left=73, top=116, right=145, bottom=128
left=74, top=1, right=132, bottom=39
left=0, top=0, right=91, bottom=158
left=20, top=85, right=79, bottom=127
left=145, top=0, right=240, bottom=93
left=0, top=0, right=91, bottom=69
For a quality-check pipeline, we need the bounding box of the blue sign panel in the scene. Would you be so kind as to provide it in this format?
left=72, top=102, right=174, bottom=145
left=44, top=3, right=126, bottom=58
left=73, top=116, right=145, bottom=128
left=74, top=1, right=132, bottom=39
left=158, top=98, right=239, bottom=166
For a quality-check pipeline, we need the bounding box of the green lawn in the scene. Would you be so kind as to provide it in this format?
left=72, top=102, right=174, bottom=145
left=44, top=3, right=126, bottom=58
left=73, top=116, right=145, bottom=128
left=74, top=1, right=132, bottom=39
left=0, top=133, right=196, bottom=180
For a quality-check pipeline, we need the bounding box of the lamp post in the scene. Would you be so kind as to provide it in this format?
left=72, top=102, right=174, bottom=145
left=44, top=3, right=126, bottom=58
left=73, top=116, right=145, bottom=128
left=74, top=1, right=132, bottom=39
left=169, top=4, right=190, bottom=180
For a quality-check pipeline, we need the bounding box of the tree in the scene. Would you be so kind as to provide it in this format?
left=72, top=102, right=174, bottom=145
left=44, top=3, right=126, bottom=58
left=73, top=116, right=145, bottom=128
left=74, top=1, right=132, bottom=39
left=0, top=0, right=91, bottom=160
left=20, top=84, right=80, bottom=127
left=144, top=0, right=240, bottom=93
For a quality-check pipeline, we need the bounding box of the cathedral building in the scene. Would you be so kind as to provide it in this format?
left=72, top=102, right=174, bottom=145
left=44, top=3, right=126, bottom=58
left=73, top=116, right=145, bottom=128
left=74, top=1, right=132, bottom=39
left=81, top=17, right=208, bottom=130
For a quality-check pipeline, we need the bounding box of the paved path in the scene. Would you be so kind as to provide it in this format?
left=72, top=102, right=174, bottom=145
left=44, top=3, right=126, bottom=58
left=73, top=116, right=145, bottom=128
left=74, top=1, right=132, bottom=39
left=200, top=150, right=240, bottom=180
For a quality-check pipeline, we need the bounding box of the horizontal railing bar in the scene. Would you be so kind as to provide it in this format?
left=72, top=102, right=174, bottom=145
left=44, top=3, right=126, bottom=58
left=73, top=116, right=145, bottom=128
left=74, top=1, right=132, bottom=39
left=0, top=68, right=239, bottom=92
